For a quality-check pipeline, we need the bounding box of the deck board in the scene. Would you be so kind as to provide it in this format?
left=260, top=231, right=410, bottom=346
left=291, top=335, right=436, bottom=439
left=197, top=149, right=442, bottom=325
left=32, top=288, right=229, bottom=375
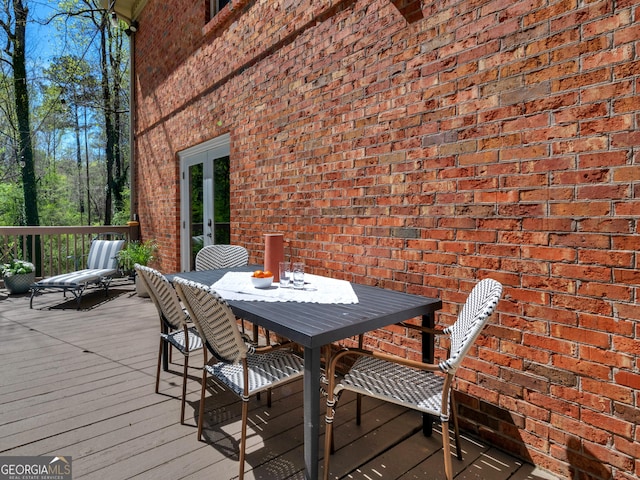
left=0, top=281, right=559, bottom=479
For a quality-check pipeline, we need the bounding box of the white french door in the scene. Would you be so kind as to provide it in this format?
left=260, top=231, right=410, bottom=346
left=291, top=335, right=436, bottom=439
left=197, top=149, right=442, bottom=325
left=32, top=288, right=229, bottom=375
left=178, top=133, right=230, bottom=271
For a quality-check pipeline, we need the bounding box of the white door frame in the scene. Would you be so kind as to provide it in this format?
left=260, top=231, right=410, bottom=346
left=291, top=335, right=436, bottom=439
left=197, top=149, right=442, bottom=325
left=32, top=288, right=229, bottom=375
left=178, top=133, right=230, bottom=272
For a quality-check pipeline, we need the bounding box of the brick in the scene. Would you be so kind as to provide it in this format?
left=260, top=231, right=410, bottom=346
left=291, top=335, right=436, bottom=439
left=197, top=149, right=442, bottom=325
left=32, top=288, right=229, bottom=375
left=614, top=435, right=640, bottom=461
left=522, top=303, right=577, bottom=326
left=522, top=245, right=576, bottom=262
left=615, top=302, right=640, bottom=322
left=552, top=293, right=613, bottom=317
left=549, top=412, right=611, bottom=445
left=560, top=443, right=616, bottom=479
left=577, top=281, right=633, bottom=302
left=578, top=218, right=633, bottom=234
left=553, top=354, right=612, bottom=380
left=501, top=340, right=552, bottom=365
left=580, top=438, right=635, bottom=471
left=613, top=268, right=640, bottom=285
left=550, top=232, right=611, bottom=249
left=578, top=313, right=634, bottom=336
left=614, top=200, right=640, bottom=218
left=577, top=184, right=631, bottom=200
left=552, top=136, right=609, bottom=155
left=551, top=384, right=612, bottom=413
left=579, top=151, right=629, bottom=168
left=134, top=1, right=640, bottom=477
left=524, top=360, right=577, bottom=386
left=526, top=390, right=579, bottom=416
left=613, top=402, right=640, bottom=425
left=522, top=217, right=574, bottom=232
left=582, top=79, right=634, bottom=104
left=613, top=336, right=640, bottom=357
left=581, top=345, right=633, bottom=370
left=551, top=324, right=610, bottom=348
left=578, top=249, right=633, bottom=267
left=549, top=201, right=611, bottom=216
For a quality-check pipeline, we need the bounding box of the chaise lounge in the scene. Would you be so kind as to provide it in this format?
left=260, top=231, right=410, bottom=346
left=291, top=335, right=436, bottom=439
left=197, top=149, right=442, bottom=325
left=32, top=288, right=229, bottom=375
left=30, top=239, right=126, bottom=309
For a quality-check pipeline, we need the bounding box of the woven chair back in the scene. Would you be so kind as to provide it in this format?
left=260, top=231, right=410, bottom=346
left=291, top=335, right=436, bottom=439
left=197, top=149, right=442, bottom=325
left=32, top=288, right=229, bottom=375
left=174, top=277, right=248, bottom=364
left=87, top=239, right=125, bottom=270
left=439, top=278, right=502, bottom=373
left=194, top=245, right=249, bottom=271
left=135, top=264, right=187, bottom=330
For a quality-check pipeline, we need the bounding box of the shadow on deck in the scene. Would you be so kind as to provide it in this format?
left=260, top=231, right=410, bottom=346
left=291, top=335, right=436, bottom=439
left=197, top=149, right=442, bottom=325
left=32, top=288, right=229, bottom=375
left=0, top=281, right=559, bottom=479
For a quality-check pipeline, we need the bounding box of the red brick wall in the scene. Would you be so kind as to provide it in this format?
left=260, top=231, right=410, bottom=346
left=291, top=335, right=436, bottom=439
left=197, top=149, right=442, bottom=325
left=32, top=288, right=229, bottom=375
left=133, top=0, right=640, bottom=478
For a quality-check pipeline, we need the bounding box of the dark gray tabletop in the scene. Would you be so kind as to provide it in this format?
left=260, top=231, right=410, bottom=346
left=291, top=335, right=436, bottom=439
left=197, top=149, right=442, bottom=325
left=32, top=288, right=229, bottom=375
left=168, top=265, right=442, bottom=480
left=168, top=265, right=442, bottom=349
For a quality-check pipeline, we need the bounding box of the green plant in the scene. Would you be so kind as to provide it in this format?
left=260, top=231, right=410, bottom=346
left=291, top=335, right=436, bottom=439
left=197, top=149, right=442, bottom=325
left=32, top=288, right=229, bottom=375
left=117, top=240, right=157, bottom=273
left=1, top=259, right=35, bottom=277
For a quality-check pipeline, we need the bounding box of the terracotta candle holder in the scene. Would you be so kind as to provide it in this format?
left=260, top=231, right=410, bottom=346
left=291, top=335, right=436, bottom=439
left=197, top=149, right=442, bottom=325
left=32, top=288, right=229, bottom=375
left=264, top=233, right=284, bottom=282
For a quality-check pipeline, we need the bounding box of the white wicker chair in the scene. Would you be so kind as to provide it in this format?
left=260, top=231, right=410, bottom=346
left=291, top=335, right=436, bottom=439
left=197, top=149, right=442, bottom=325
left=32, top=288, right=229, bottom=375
left=323, top=278, right=503, bottom=480
left=194, top=244, right=249, bottom=271
left=135, top=264, right=203, bottom=424
left=194, top=243, right=270, bottom=343
left=173, top=277, right=304, bottom=480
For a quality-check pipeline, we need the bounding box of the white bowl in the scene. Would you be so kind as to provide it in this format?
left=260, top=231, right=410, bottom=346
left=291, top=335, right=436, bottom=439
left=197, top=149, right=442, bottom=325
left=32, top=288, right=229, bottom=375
left=251, top=275, right=274, bottom=288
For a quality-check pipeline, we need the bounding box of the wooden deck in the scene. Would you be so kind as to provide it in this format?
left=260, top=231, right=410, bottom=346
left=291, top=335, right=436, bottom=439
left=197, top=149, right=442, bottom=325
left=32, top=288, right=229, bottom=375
left=0, top=280, right=559, bottom=480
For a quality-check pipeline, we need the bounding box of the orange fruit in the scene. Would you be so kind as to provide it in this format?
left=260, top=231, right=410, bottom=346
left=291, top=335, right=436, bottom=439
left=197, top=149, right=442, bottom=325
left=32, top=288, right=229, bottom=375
left=252, top=270, right=263, bottom=278
left=263, top=270, right=273, bottom=278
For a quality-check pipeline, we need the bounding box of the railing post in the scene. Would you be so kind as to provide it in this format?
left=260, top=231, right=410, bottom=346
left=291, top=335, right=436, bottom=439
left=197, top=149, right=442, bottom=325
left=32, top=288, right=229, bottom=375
left=0, top=226, right=132, bottom=279
left=127, top=221, right=140, bottom=242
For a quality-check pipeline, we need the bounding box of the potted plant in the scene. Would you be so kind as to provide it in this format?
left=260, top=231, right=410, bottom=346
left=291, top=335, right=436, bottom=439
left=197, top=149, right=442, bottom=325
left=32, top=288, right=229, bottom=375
left=1, top=259, right=36, bottom=294
left=116, top=240, right=157, bottom=297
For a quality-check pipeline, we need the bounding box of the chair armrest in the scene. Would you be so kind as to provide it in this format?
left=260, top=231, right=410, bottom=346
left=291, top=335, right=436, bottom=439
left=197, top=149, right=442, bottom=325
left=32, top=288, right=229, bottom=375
left=329, top=347, right=441, bottom=375
left=66, top=253, right=89, bottom=270
left=253, top=340, right=298, bottom=354
left=398, top=321, right=448, bottom=336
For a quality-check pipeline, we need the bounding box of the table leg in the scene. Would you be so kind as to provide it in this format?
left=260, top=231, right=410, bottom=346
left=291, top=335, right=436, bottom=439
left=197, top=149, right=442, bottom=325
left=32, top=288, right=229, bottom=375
left=422, top=312, right=435, bottom=436
left=162, top=343, right=169, bottom=371
left=303, top=346, right=321, bottom=480
left=161, top=324, right=169, bottom=372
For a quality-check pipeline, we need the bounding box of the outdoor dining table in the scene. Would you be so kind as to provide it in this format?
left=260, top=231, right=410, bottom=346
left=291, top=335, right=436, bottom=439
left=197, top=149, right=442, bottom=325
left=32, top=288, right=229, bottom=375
left=168, top=265, right=442, bottom=480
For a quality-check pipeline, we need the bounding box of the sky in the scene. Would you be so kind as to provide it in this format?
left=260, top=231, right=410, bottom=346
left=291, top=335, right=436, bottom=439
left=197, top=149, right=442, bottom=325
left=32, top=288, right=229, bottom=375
left=27, top=1, right=60, bottom=67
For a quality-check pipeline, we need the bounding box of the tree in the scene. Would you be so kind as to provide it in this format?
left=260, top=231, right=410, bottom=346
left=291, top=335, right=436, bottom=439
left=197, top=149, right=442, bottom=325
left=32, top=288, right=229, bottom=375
left=35, top=84, right=71, bottom=172
left=55, top=0, right=129, bottom=225
left=0, top=0, right=41, bottom=271
left=106, top=20, right=128, bottom=219
left=0, top=0, right=131, bottom=230
left=99, top=6, right=128, bottom=224
left=0, top=0, right=39, bottom=229
left=0, top=66, right=19, bottom=184
left=44, top=55, right=99, bottom=223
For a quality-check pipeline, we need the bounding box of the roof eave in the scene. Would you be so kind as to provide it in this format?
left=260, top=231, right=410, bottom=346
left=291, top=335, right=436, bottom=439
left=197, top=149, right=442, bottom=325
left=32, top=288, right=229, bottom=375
left=102, top=0, right=147, bottom=23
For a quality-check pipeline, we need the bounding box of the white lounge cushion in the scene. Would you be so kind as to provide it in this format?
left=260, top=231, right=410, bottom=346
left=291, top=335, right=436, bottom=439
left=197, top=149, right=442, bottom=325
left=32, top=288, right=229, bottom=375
left=34, top=268, right=117, bottom=288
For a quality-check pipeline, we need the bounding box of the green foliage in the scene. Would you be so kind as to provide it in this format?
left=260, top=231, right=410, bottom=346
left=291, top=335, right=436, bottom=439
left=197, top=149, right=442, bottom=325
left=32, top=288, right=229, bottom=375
left=214, top=156, right=230, bottom=223
left=112, top=189, right=131, bottom=225
left=117, top=240, right=157, bottom=273
left=0, top=1, right=132, bottom=228
left=0, top=182, right=24, bottom=225
left=38, top=167, right=82, bottom=225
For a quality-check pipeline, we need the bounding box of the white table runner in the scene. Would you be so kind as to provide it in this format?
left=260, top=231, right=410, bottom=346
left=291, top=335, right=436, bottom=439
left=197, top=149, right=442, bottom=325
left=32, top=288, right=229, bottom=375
left=211, top=271, right=359, bottom=304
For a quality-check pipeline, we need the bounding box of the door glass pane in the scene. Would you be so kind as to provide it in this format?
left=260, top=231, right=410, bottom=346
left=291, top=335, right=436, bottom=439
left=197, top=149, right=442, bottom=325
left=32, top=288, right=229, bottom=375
left=213, top=156, right=230, bottom=244
left=189, top=163, right=204, bottom=270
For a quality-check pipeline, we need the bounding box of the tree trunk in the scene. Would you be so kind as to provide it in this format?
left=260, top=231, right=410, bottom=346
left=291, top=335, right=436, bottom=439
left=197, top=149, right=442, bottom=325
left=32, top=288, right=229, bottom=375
left=74, top=104, right=84, bottom=224
left=12, top=0, right=41, bottom=271
left=99, top=19, right=114, bottom=225
left=111, top=33, right=126, bottom=214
